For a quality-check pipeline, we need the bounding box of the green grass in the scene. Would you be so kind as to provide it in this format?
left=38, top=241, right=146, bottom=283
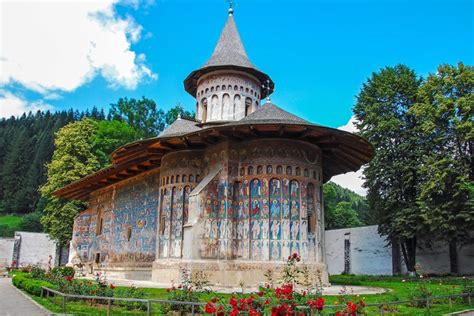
left=15, top=275, right=474, bottom=315
left=0, top=215, right=22, bottom=227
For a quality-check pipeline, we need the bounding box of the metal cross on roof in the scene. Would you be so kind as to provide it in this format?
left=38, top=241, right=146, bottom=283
left=262, top=79, right=273, bottom=103
left=227, top=0, right=234, bottom=15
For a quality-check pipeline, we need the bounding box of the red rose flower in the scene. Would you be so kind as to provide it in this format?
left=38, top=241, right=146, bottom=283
left=205, top=302, right=216, bottom=314
left=110, top=284, right=115, bottom=289
left=211, top=297, right=218, bottom=303
left=292, top=252, right=298, bottom=258
left=258, top=291, right=264, bottom=297
left=166, top=288, right=170, bottom=293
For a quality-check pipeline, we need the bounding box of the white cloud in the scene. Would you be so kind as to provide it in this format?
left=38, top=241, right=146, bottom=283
left=331, top=115, right=367, bottom=196
left=0, top=0, right=155, bottom=94
left=0, top=90, right=53, bottom=118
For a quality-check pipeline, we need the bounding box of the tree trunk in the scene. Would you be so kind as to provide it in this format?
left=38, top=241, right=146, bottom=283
left=449, top=240, right=459, bottom=275
left=401, top=237, right=417, bottom=275
left=391, top=238, right=402, bottom=275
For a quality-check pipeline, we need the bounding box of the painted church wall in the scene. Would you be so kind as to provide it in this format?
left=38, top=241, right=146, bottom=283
left=71, top=169, right=160, bottom=267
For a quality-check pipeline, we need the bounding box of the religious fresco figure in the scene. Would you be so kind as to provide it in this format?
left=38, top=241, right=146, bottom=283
left=242, top=239, right=249, bottom=259
left=204, top=219, right=211, bottom=238
left=290, top=241, right=299, bottom=255
left=251, top=199, right=261, bottom=218
left=243, top=221, right=250, bottom=239
left=282, top=178, right=289, bottom=196
left=270, top=220, right=280, bottom=240
left=262, top=240, right=270, bottom=260
left=251, top=179, right=261, bottom=196
left=301, top=241, right=308, bottom=260
left=271, top=240, right=280, bottom=260
left=290, top=200, right=299, bottom=220
left=237, top=221, right=243, bottom=239
left=219, top=200, right=226, bottom=218
left=261, top=220, right=269, bottom=239
left=243, top=200, right=249, bottom=218
left=210, top=220, right=218, bottom=239
left=262, top=198, right=269, bottom=218
left=282, top=199, right=290, bottom=218
left=291, top=221, right=300, bottom=240
left=251, top=240, right=260, bottom=259
left=300, top=220, right=308, bottom=240
left=270, top=179, right=281, bottom=195
left=251, top=219, right=261, bottom=239
left=282, top=219, right=290, bottom=240
left=238, top=201, right=244, bottom=218
left=270, top=199, right=281, bottom=219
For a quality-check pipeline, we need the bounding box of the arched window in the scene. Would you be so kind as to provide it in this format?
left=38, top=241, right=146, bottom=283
left=240, top=86, right=244, bottom=92
left=247, top=166, right=254, bottom=175
left=228, top=85, right=232, bottom=90
left=205, top=88, right=209, bottom=94
left=176, top=175, right=180, bottom=183
left=257, top=165, right=263, bottom=174
left=245, top=97, right=252, bottom=116
left=189, top=175, right=194, bottom=182
left=276, top=165, right=283, bottom=174
left=222, top=85, right=226, bottom=90
left=304, top=168, right=309, bottom=177
left=166, top=177, right=169, bottom=185
left=295, top=167, right=301, bottom=176
left=216, top=86, right=220, bottom=92
left=196, top=175, right=200, bottom=182
left=240, top=167, right=245, bottom=176
left=222, top=93, right=230, bottom=119
left=211, top=86, right=214, bottom=92
left=234, top=94, right=241, bottom=120
left=234, top=85, right=238, bottom=91
left=211, top=95, right=218, bottom=120
left=171, top=175, right=174, bottom=184
left=245, top=88, right=249, bottom=93
left=267, top=165, right=273, bottom=174
left=182, top=175, right=187, bottom=183
left=250, top=89, right=254, bottom=95
left=286, top=166, right=292, bottom=175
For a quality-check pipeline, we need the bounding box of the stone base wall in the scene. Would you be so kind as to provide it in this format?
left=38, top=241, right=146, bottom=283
left=152, top=259, right=329, bottom=288
left=93, top=267, right=152, bottom=281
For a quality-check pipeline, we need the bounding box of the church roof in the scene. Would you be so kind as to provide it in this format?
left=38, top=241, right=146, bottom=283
left=204, top=14, right=253, bottom=69
left=230, top=102, right=310, bottom=126
left=184, top=13, right=274, bottom=98
left=158, top=117, right=201, bottom=138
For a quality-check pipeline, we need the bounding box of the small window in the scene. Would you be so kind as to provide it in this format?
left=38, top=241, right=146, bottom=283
left=304, top=169, right=309, bottom=177
left=228, top=85, right=232, bottom=90
left=240, top=167, right=245, bottom=176
left=234, top=85, right=238, bottom=91
left=182, top=175, right=187, bottom=182
left=171, top=175, right=174, bottom=184
left=126, top=227, right=132, bottom=241
left=286, top=166, right=292, bottom=175
left=222, top=85, right=226, bottom=90
left=189, top=175, right=194, bottom=182
left=296, top=167, right=301, bottom=176
left=166, top=177, right=169, bottom=185
left=176, top=175, right=180, bottom=183
left=266, top=165, right=273, bottom=174
left=211, top=86, right=214, bottom=92
left=216, top=86, right=221, bottom=92
left=196, top=175, right=200, bottom=182
left=248, top=166, right=254, bottom=175
left=276, top=165, right=283, bottom=174
left=257, top=166, right=263, bottom=174
left=205, top=88, right=209, bottom=93
left=95, top=253, right=100, bottom=264
left=240, top=86, right=244, bottom=92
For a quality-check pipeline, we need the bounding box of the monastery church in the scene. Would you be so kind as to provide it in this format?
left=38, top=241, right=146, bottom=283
left=56, top=7, right=373, bottom=287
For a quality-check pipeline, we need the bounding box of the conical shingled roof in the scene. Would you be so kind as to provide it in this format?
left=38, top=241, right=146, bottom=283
left=158, top=117, right=201, bottom=138
left=204, top=15, right=254, bottom=69
left=184, top=13, right=274, bottom=98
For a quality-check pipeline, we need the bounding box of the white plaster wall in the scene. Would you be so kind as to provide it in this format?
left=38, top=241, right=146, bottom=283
left=325, top=225, right=393, bottom=275
left=16, top=231, right=57, bottom=268
left=0, top=238, right=15, bottom=268
left=326, top=225, right=474, bottom=276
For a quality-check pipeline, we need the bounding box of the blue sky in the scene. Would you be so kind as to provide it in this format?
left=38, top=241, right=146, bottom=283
left=1, top=0, right=472, bottom=193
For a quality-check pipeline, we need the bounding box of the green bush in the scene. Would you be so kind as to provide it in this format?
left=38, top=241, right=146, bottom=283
left=12, top=274, right=56, bottom=296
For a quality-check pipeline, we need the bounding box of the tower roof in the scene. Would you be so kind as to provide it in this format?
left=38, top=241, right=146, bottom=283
left=184, top=12, right=274, bottom=99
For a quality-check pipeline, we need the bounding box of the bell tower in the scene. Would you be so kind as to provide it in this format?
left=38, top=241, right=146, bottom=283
left=184, top=6, right=274, bottom=123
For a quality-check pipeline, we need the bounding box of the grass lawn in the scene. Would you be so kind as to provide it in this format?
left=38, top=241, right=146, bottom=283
left=20, top=274, right=473, bottom=315
left=0, top=214, right=22, bottom=227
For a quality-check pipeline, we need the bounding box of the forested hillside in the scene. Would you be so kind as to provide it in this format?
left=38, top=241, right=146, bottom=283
left=323, top=182, right=373, bottom=229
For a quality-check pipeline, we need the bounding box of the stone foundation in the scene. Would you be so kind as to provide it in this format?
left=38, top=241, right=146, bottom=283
left=95, top=267, right=152, bottom=281
left=152, top=259, right=329, bottom=288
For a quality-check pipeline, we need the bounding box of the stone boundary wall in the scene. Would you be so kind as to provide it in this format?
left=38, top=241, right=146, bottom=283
left=325, top=225, right=474, bottom=275
left=0, top=231, right=63, bottom=269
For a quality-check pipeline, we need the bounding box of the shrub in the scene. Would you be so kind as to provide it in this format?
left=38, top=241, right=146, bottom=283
left=12, top=274, right=56, bottom=296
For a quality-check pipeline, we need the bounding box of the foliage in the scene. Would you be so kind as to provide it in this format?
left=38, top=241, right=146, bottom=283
left=323, top=182, right=369, bottom=229
left=165, top=103, right=195, bottom=125
left=109, top=97, right=166, bottom=138
left=0, top=215, right=22, bottom=237
left=91, top=120, right=140, bottom=167
left=39, top=118, right=100, bottom=245
left=410, top=63, right=474, bottom=272
left=12, top=273, right=56, bottom=296
left=353, top=64, right=426, bottom=273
